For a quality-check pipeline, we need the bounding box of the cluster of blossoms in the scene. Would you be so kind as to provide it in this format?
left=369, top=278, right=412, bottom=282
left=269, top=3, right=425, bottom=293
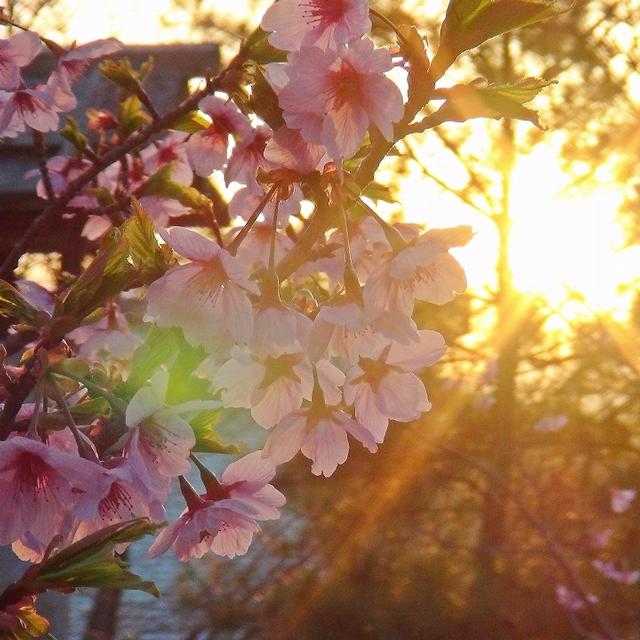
left=1, top=5, right=634, bottom=640
left=0, top=30, right=121, bottom=137
left=0, top=0, right=475, bottom=570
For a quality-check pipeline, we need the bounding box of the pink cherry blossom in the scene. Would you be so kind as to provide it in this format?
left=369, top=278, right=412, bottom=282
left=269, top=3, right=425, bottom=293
left=58, top=38, right=123, bottom=81
left=263, top=403, right=377, bottom=477
left=532, top=415, right=568, bottom=432
left=148, top=498, right=259, bottom=561
left=71, top=457, right=165, bottom=543
left=145, top=227, right=259, bottom=352
left=263, top=125, right=326, bottom=176
left=212, top=346, right=314, bottom=429
left=149, top=453, right=285, bottom=562
left=69, top=306, right=141, bottom=363
left=208, top=451, right=286, bottom=521
left=0, top=436, right=107, bottom=548
left=277, top=39, right=403, bottom=160
left=309, top=296, right=419, bottom=363
left=555, top=584, right=598, bottom=611
left=0, top=87, right=60, bottom=136
left=141, top=131, right=193, bottom=184
left=250, top=301, right=312, bottom=357
left=343, top=330, right=447, bottom=442
left=225, top=125, right=272, bottom=186
left=125, top=371, right=217, bottom=479
left=610, top=488, right=636, bottom=514
left=261, top=0, right=371, bottom=52
left=232, top=221, right=294, bottom=269
left=228, top=184, right=302, bottom=227
left=592, top=559, right=640, bottom=586
left=187, top=95, right=252, bottom=177
left=0, top=31, right=41, bottom=90
left=364, top=225, right=472, bottom=315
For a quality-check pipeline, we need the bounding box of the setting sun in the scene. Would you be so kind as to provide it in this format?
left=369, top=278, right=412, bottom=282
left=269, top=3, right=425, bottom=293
left=508, top=147, right=636, bottom=316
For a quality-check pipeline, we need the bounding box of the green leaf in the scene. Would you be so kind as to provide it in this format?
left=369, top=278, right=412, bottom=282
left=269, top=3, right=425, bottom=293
left=100, top=58, right=144, bottom=94
left=51, top=232, right=133, bottom=334
left=31, top=519, right=163, bottom=597
left=43, top=397, right=112, bottom=428
left=89, top=186, right=117, bottom=207
left=171, top=110, right=210, bottom=133
left=122, top=198, right=171, bottom=281
left=60, top=117, right=87, bottom=151
left=432, top=0, right=574, bottom=78
left=120, top=326, right=181, bottom=396
left=244, top=26, right=288, bottom=64
left=137, top=164, right=213, bottom=210
left=2, top=602, right=50, bottom=639
left=248, top=65, right=284, bottom=130
left=0, top=280, right=48, bottom=329
left=422, top=77, right=556, bottom=129
left=362, top=181, right=396, bottom=204
left=119, top=95, right=152, bottom=137
left=190, top=408, right=241, bottom=454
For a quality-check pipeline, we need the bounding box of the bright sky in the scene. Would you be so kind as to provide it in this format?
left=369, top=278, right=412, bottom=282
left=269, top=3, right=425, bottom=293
left=24, top=0, right=638, bottom=319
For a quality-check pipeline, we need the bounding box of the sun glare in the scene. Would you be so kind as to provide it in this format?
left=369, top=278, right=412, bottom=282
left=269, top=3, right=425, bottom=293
left=508, top=148, right=636, bottom=318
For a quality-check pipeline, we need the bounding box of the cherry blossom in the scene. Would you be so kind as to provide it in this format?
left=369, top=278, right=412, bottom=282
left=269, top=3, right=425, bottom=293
left=276, top=38, right=403, bottom=160
left=125, top=370, right=218, bottom=481
left=250, top=301, right=312, bottom=357
left=263, top=125, right=326, bottom=176
left=69, top=306, right=141, bottom=363
left=261, top=0, right=371, bottom=52
left=263, top=362, right=377, bottom=476
left=532, top=415, right=568, bottom=432
left=145, top=226, right=259, bottom=352
left=148, top=492, right=259, bottom=561
left=212, top=346, right=314, bottom=429
left=187, top=95, right=252, bottom=177
left=555, top=585, right=598, bottom=612
left=225, top=125, right=272, bottom=187
left=592, top=559, right=640, bottom=586
left=0, top=30, right=41, bottom=90
left=343, top=330, right=447, bottom=442
left=0, top=86, right=60, bottom=136
left=610, top=488, right=636, bottom=514
left=264, top=405, right=378, bottom=477
left=309, top=294, right=419, bottom=363
left=364, top=225, right=472, bottom=315
left=0, top=436, right=107, bottom=548
left=150, top=453, right=284, bottom=561
left=204, top=451, right=286, bottom=521
left=232, top=220, right=294, bottom=269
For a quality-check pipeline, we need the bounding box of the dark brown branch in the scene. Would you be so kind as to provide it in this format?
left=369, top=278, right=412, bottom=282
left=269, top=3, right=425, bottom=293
left=0, top=50, right=247, bottom=280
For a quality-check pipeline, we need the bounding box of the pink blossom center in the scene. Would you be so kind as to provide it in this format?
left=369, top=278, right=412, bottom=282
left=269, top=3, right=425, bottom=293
left=13, top=452, right=52, bottom=493
left=328, top=61, right=366, bottom=107
left=14, top=91, right=46, bottom=116
left=99, top=482, right=134, bottom=519
left=260, top=353, right=303, bottom=388
left=62, top=58, right=89, bottom=78
left=157, top=145, right=179, bottom=165
left=299, top=0, right=348, bottom=27
left=353, top=355, right=396, bottom=391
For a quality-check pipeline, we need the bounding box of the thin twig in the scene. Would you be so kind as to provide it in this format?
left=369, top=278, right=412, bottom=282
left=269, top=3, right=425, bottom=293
left=0, top=50, right=246, bottom=280
left=436, top=442, right=620, bottom=640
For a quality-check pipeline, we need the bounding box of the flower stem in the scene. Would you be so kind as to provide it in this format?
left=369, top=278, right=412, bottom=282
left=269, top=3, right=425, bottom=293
left=48, top=375, right=99, bottom=463
left=357, top=197, right=407, bottom=252
left=227, top=185, right=277, bottom=255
